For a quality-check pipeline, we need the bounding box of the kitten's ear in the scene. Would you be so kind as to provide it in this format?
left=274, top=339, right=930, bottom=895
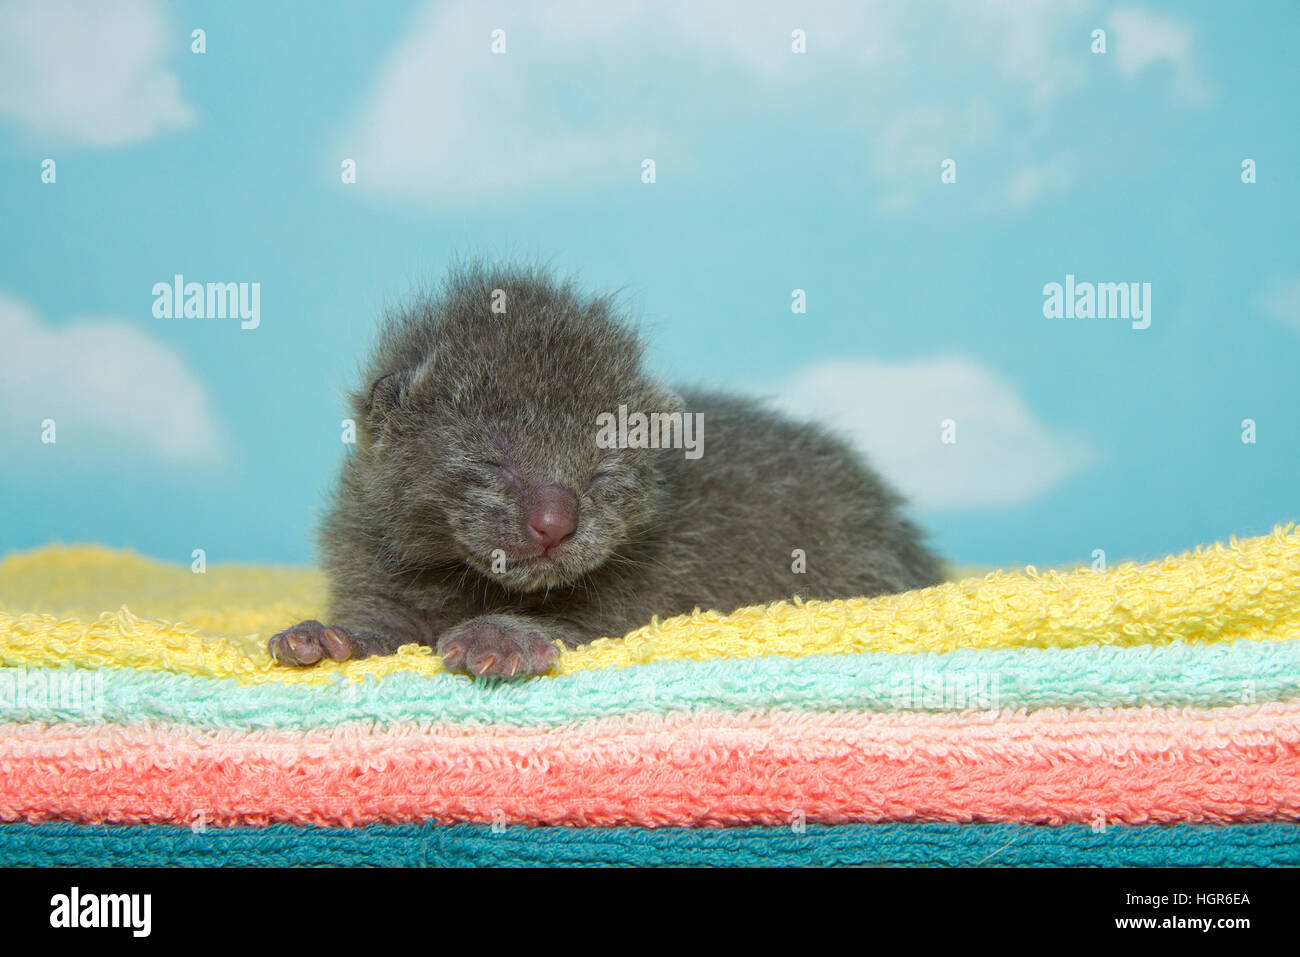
left=366, top=370, right=411, bottom=422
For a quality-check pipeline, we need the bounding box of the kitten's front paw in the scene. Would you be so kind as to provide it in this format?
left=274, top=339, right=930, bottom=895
left=268, top=620, right=374, bottom=666
left=436, top=616, right=563, bottom=679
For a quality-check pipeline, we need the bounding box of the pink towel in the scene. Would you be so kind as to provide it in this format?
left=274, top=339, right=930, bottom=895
left=3, top=703, right=1298, bottom=827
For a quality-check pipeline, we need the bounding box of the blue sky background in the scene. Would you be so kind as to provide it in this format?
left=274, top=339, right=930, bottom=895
left=1, top=0, right=1297, bottom=570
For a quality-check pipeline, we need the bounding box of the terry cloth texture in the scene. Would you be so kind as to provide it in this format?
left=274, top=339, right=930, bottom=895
left=0, top=526, right=1297, bottom=865
left=3, top=822, right=1298, bottom=868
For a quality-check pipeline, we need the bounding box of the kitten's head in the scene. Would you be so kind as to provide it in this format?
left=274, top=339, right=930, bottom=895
left=351, top=266, right=679, bottom=591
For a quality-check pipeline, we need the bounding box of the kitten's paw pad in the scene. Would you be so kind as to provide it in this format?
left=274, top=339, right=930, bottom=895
left=436, top=618, right=562, bottom=679
left=268, top=620, right=364, bottom=666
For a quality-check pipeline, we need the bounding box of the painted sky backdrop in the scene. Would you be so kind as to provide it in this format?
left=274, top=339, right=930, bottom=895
left=1, top=0, right=1297, bottom=570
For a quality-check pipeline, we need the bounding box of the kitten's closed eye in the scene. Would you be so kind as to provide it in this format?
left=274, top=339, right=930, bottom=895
left=588, top=471, right=630, bottom=505
left=465, top=460, right=518, bottom=487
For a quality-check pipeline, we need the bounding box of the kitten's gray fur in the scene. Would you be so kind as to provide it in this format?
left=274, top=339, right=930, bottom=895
left=269, top=264, right=944, bottom=678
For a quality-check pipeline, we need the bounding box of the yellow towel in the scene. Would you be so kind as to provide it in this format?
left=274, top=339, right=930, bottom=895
left=1, top=526, right=1296, bottom=685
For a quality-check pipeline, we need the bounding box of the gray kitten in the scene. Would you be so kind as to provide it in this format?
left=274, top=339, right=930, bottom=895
left=270, top=265, right=944, bottom=678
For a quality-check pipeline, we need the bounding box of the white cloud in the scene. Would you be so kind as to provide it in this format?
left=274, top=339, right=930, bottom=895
left=1109, top=7, right=1212, bottom=104
left=1260, top=278, right=1300, bottom=332
left=0, top=0, right=195, bottom=147
left=0, top=295, right=224, bottom=465
left=342, top=1, right=653, bottom=205
left=765, top=357, right=1095, bottom=510
left=341, top=0, right=1100, bottom=207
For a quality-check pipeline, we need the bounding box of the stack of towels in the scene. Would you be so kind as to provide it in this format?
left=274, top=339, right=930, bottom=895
left=0, top=527, right=1297, bottom=866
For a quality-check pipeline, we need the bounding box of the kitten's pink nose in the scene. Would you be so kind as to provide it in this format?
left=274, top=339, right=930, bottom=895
left=524, top=485, right=578, bottom=550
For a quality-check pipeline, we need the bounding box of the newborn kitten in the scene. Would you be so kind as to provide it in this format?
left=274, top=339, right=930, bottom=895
left=270, top=265, right=944, bottom=678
